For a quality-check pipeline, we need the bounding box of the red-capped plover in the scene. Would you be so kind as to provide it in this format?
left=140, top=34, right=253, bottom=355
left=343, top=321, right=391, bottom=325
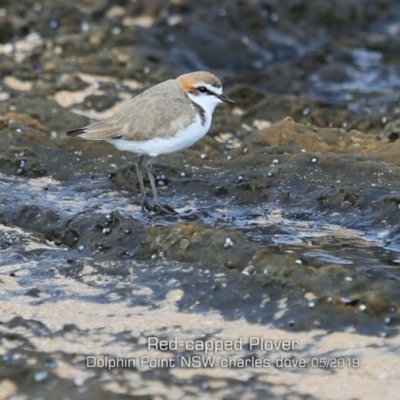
left=68, top=71, right=235, bottom=214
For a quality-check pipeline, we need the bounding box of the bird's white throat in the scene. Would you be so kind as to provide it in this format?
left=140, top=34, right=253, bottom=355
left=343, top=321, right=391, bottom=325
left=187, top=89, right=223, bottom=116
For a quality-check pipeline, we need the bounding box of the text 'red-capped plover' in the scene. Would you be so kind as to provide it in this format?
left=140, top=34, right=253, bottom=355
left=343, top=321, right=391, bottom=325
left=67, top=71, right=235, bottom=214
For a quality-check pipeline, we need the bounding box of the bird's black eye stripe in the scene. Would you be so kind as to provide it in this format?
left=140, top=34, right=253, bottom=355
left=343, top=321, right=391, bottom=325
left=196, top=86, right=218, bottom=96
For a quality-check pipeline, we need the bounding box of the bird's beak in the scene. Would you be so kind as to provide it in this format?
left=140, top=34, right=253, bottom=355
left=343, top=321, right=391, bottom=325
left=218, top=93, right=235, bottom=104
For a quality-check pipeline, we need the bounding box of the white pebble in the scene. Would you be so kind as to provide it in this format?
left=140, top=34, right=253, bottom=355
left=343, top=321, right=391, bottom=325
left=34, top=371, right=48, bottom=382
left=224, top=237, right=234, bottom=248
left=111, top=26, right=121, bottom=35
left=74, top=376, right=86, bottom=386
left=218, top=8, right=227, bottom=17
left=81, top=22, right=90, bottom=32
left=270, top=12, right=279, bottom=22
left=236, top=176, right=243, bottom=184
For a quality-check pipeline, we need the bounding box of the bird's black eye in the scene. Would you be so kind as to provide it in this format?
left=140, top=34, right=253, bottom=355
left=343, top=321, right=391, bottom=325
left=197, top=86, right=207, bottom=93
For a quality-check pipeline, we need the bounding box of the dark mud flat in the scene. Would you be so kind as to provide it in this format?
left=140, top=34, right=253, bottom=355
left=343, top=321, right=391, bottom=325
left=1, top=0, right=400, bottom=399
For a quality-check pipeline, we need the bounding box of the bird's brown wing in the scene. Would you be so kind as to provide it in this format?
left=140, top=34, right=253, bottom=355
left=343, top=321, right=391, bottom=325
left=68, top=116, right=125, bottom=140
left=68, top=83, right=196, bottom=142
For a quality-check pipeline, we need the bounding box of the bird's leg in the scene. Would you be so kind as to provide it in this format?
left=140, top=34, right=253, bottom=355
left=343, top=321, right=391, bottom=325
left=135, top=154, right=153, bottom=212
left=146, top=157, right=176, bottom=215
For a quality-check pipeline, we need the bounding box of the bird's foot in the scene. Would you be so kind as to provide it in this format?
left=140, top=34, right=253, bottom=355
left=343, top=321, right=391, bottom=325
left=154, top=203, right=177, bottom=215
left=140, top=199, right=176, bottom=215
left=141, top=199, right=156, bottom=213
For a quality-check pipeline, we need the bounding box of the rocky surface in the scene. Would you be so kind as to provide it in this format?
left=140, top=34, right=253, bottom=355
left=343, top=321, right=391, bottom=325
left=1, top=0, right=400, bottom=399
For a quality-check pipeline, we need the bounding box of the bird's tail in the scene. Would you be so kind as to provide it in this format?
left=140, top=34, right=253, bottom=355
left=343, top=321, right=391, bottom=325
left=66, top=128, right=86, bottom=137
